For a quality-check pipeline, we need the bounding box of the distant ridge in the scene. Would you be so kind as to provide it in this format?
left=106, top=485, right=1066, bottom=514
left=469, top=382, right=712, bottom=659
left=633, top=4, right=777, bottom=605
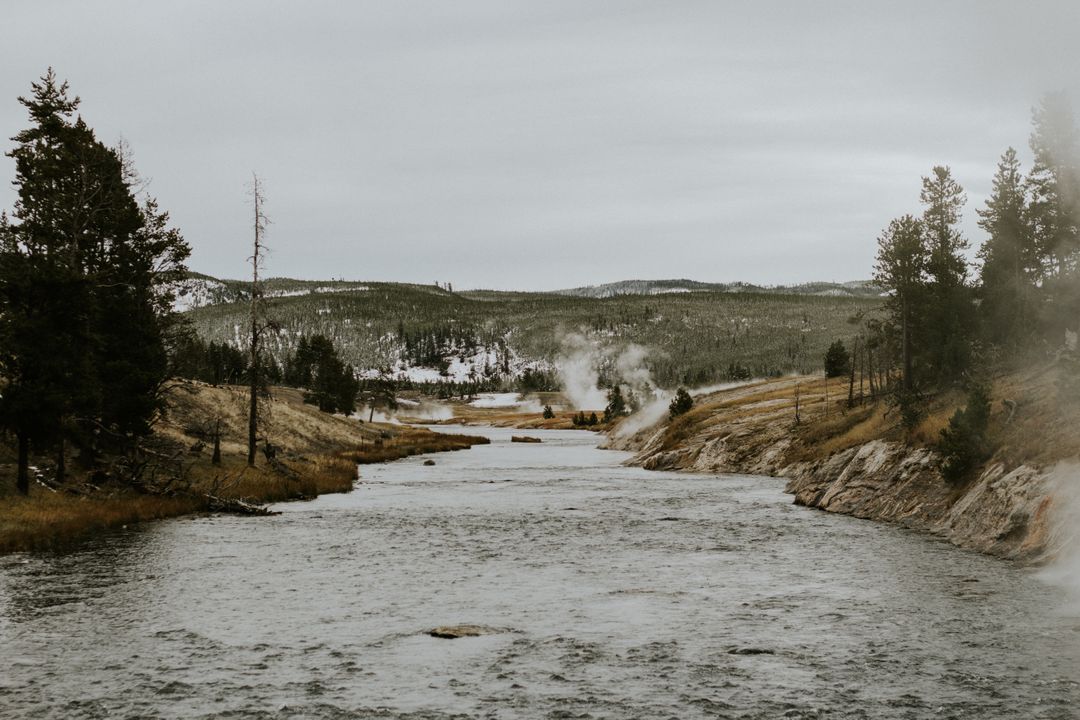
left=552, top=278, right=881, bottom=299
left=174, top=273, right=882, bottom=312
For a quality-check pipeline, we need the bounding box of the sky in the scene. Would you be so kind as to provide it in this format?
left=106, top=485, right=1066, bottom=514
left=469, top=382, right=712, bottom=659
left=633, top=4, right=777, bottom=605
left=2, top=1, right=1079, bottom=291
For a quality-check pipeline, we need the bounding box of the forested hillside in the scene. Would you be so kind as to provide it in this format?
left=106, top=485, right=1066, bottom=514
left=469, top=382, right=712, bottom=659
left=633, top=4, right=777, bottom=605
left=183, top=278, right=881, bottom=390
left=553, top=278, right=882, bottom=299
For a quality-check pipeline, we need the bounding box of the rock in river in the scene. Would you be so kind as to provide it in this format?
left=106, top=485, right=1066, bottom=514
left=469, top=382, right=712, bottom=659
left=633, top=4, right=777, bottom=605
left=428, top=624, right=503, bottom=639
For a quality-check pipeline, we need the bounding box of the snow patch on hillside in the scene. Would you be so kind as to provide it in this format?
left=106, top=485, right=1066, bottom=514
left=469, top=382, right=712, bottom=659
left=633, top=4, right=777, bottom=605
left=173, top=277, right=228, bottom=312
left=268, top=285, right=369, bottom=299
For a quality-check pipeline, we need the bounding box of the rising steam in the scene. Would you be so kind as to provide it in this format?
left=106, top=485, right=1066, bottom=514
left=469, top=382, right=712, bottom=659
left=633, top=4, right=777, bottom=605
left=1040, top=463, right=1080, bottom=602
left=555, top=333, right=609, bottom=410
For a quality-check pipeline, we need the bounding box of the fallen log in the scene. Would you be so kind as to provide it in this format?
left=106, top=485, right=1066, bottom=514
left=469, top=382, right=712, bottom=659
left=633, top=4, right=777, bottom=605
left=511, top=436, right=542, bottom=444
left=203, top=494, right=278, bottom=516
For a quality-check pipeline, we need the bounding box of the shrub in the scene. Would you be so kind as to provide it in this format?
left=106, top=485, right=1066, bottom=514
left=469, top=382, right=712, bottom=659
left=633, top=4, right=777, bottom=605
left=668, top=388, right=693, bottom=418
left=938, top=382, right=991, bottom=482
left=542, top=405, right=555, bottom=419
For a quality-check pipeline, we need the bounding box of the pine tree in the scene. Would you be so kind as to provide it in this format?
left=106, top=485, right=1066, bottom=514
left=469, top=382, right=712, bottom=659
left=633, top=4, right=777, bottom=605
left=920, top=165, right=974, bottom=381
left=0, top=70, right=190, bottom=490
left=603, top=386, right=627, bottom=423
left=668, top=388, right=693, bottom=418
left=1026, top=92, right=1080, bottom=280
left=823, top=340, right=850, bottom=378
left=1026, top=94, right=1080, bottom=339
left=977, top=148, right=1035, bottom=346
left=287, top=334, right=361, bottom=415
left=874, top=214, right=928, bottom=426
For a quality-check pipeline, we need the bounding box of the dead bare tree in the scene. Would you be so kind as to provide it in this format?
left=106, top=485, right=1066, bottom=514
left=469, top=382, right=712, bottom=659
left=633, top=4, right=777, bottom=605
left=794, top=381, right=801, bottom=425
left=848, top=336, right=859, bottom=408
left=247, top=173, right=269, bottom=467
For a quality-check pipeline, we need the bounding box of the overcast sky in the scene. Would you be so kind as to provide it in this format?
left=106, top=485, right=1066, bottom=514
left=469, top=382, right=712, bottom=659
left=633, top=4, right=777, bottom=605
left=2, top=1, right=1079, bottom=290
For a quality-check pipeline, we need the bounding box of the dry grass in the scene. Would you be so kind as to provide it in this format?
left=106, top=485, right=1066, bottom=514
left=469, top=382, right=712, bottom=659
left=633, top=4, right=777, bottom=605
left=339, top=429, right=489, bottom=465
left=0, top=379, right=488, bottom=553
left=680, top=362, right=1080, bottom=474
left=786, top=403, right=894, bottom=462
left=989, top=363, right=1080, bottom=469
left=0, top=490, right=202, bottom=553
left=182, top=454, right=358, bottom=504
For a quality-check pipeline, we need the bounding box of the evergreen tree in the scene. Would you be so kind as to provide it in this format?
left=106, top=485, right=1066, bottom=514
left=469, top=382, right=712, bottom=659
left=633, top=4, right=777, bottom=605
left=874, top=214, right=928, bottom=426
left=668, top=388, right=693, bottom=418
left=1026, top=92, right=1080, bottom=280
left=1026, top=94, right=1080, bottom=339
left=603, top=386, right=627, bottom=423
left=823, top=340, right=851, bottom=378
left=977, top=148, right=1036, bottom=347
left=0, top=70, right=189, bottom=490
left=920, top=165, right=974, bottom=381
left=938, top=382, right=992, bottom=482
left=286, top=334, right=360, bottom=415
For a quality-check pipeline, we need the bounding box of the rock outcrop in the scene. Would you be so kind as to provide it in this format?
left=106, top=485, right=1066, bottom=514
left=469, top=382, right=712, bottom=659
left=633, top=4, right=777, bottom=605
left=612, top=377, right=1055, bottom=562
left=782, top=443, right=1049, bottom=559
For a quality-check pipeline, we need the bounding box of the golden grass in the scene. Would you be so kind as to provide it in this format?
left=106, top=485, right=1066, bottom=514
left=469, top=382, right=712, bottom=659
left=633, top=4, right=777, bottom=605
left=0, top=379, right=490, bottom=554
left=786, top=402, right=894, bottom=462
left=0, top=490, right=202, bottom=553
left=339, top=430, right=489, bottom=465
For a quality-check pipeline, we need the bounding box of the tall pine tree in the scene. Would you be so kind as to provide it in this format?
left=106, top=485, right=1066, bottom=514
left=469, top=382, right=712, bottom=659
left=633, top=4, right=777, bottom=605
left=1026, top=92, right=1080, bottom=280
left=977, top=148, right=1035, bottom=347
left=0, top=70, right=190, bottom=492
left=919, top=165, right=974, bottom=382
left=874, top=214, right=928, bottom=423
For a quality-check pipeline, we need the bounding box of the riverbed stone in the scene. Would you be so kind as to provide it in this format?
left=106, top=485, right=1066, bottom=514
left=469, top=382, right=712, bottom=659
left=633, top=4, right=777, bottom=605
left=428, top=624, right=501, bottom=639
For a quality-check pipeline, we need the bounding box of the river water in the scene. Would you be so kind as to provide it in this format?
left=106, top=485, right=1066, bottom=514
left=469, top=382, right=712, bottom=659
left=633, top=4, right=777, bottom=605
left=1, top=426, right=1079, bottom=719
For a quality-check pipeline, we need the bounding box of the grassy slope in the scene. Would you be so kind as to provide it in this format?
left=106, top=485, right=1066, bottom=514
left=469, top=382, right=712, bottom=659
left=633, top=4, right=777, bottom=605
left=0, top=380, right=487, bottom=553
left=619, top=364, right=1072, bottom=474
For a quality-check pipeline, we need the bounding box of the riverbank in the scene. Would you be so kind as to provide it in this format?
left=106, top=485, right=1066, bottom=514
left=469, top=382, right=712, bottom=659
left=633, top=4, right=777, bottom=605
left=607, top=365, right=1074, bottom=561
left=397, top=391, right=600, bottom=430
left=0, top=380, right=487, bottom=553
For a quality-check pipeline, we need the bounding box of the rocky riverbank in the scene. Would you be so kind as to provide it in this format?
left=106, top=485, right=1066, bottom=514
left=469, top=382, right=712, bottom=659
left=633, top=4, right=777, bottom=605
left=608, top=374, right=1066, bottom=562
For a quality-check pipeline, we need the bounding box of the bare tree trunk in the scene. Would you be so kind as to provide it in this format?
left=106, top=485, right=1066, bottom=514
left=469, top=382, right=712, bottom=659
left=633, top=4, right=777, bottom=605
left=794, top=382, right=800, bottom=424
left=55, top=436, right=65, bottom=484
left=247, top=174, right=266, bottom=467
left=211, top=418, right=222, bottom=466
left=858, top=339, right=865, bottom=403
left=847, top=337, right=857, bottom=408
left=901, top=293, right=912, bottom=393
left=16, top=431, right=29, bottom=495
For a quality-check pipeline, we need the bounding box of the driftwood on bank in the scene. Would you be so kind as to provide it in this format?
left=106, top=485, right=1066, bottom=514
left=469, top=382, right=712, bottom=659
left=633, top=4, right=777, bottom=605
left=202, top=493, right=277, bottom=516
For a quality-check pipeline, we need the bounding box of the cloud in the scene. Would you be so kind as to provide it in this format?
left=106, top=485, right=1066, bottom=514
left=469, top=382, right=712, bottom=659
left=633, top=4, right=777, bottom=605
left=2, top=1, right=1079, bottom=289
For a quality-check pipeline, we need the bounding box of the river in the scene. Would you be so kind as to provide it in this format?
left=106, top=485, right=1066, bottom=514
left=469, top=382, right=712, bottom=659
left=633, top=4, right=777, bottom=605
left=1, top=426, right=1078, bottom=718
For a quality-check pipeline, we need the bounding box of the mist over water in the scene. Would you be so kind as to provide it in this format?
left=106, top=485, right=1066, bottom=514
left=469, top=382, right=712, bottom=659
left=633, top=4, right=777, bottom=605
left=1040, top=463, right=1080, bottom=602
left=1, top=427, right=1078, bottom=718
